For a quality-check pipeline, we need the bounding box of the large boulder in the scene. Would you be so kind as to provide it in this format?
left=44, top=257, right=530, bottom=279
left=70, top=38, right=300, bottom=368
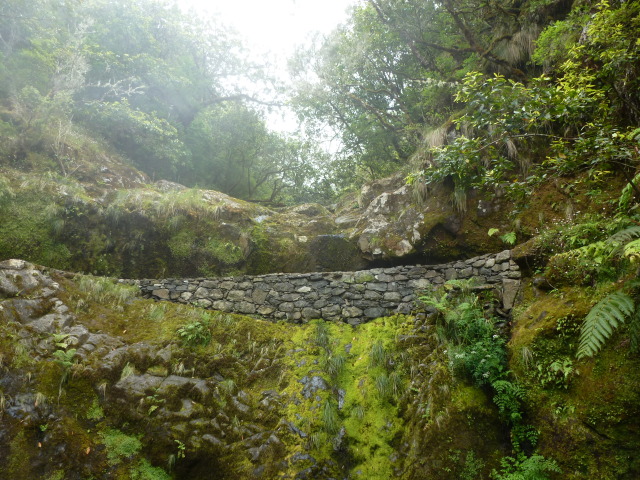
left=344, top=179, right=510, bottom=263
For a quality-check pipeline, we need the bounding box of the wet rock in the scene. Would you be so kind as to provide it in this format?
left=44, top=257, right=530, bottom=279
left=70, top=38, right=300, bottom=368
left=502, top=279, right=521, bottom=310
left=299, top=375, right=329, bottom=399
left=113, top=373, right=164, bottom=400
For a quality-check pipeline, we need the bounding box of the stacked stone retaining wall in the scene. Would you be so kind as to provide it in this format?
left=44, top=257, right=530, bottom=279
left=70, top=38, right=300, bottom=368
left=127, top=250, right=520, bottom=325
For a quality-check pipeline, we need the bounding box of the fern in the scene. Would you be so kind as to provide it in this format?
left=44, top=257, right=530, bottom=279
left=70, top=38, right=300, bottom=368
left=492, top=454, right=561, bottom=480
left=559, top=239, right=610, bottom=264
left=492, top=380, right=526, bottom=423
left=630, top=306, right=640, bottom=353
left=607, top=225, right=640, bottom=245
left=607, top=225, right=640, bottom=257
left=577, top=291, right=635, bottom=359
left=618, top=173, right=640, bottom=211
left=622, top=238, right=640, bottom=262
left=557, top=225, right=640, bottom=264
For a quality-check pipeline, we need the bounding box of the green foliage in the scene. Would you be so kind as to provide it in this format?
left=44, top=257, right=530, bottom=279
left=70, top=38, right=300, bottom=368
left=419, top=281, right=550, bottom=465
left=577, top=291, right=635, bottom=359
left=534, top=357, right=576, bottom=389
left=501, top=232, right=517, bottom=246
left=86, top=398, right=104, bottom=421
left=323, top=353, right=346, bottom=381
left=174, top=440, right=186, bottom=460
left=130, top=459, right=171, bottom=480
left=369, top=340, right=388, bottom=368
left=176, top=315, right=212, bottom=347
left=52, top=348, right=76, bottom=372
left=85, top=99, right=190, bottom=180
left=491, top=454, right=561, bottom=480
left=492, top=380, right=526, bottom=424
left=321, top=400, right=340, bottom=435
left=312, top=321, right=331, bottom=352
left=75, top=275, right=138, bottom=311
left=489, top=229, right=517, bottom=246
left=100, top=428, right=142, bottom=466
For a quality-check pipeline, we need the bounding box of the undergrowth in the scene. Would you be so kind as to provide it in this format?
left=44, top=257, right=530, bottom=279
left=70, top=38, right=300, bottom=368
left=419, top=280, right=560, bottom=478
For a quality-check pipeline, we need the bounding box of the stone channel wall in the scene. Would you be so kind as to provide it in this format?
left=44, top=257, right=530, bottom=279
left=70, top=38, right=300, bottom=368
left=127, top=250, right=520, bottom=325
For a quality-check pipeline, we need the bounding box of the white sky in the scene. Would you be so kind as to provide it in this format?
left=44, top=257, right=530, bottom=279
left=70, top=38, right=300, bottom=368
left=178, top=0, right=357, bottom=59
left=176, top=0, right=359, bottom=134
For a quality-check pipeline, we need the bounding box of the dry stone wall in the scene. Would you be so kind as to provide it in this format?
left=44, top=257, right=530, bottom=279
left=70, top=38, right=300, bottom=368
left=129, top=250, right=520, bottom=325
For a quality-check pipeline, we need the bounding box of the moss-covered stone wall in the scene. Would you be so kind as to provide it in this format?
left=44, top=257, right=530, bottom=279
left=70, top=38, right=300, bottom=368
left=129, top=250, right=521, bottom=324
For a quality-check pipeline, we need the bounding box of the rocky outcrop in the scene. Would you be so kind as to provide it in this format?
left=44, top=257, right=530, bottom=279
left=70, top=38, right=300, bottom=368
left=130, top=250, right=520, bottom=324
left=341, top=179, right=509, bottom=263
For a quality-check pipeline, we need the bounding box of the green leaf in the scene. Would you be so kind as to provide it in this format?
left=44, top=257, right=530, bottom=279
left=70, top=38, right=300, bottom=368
left=577, top=291, right=635, bottom=359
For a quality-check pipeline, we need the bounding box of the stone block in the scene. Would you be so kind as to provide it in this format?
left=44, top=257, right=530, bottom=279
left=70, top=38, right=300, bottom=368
left=227, top=289, right=246, bottom=301
left=152, top=288, right=170, bottom=300
left=366, top=282, right=388, bottom=292
left=212, top=300, right=233, bottom=312
left=495, top=250, right=511, bottom=263
left=502, top=279, right=521, bottom=310
left=321, top=304, right=341, bottom=317
left=364, top=307, right=387, bottom=318
left=445, top=268, right=457, bottom=280
left=237, top=301, right=256, bottom=314
left=408, top=278, right=430, bottom=289
left=383, top=292, right=402, bottom=302
left=458, top=267, right=473, bottom=278
left=342, top=306, right=363, bottom=318
left=194, top=287, right=209, bottom=298
left=279, top=302, right=295, bottom=312
left=302, top=308, right=321, bottom=319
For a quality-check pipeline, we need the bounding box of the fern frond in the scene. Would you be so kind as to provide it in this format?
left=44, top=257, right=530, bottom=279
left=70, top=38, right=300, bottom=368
left=607, top=225, right=640, bottom=247
left=630, top=305, right=640, bottom=353
left=618, top=173, right=640, bottom=211
left=577, top=291, right=635, bottom=359
left=492, top=380, right=526, bottom=422
left=561, top=240, right=611, bottom=262
left=622, top=238, right=640, bottom=263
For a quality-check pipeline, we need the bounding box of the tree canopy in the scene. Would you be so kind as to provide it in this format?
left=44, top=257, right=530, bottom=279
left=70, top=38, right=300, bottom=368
left=0, top=0, right=330, bottom=203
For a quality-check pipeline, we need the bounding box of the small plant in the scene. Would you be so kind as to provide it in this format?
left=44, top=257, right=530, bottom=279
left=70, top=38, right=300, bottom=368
left=534, top=357, right=576, bottom=389
left=577, top=291, right=636, bottom=359
left=176, top=316, right=211, bottom=347
left=369, top=341, right=387, bottom=368
left=323, top=353, right=346, bottom=380
left=148, top=303, right=166, bottom=322
left=352, top=404, right=365, bottom=420
left=491, top=453, right=561, bottom=480
left=52, top=333, right=70, bottom=349
left=75, top=275, right=137, bottom=311
left=120, top=362, right=135, bottom=380
left=86, top=398, right=104, bottom=420
left=52, top=347, right=76, bottom=397
left=101, top=428, right=142, bottom=466
left=34, top=392, right=47, bottom=408
left=175, top=439, right=186, bottom=460
left=321, top=400, right=340, bottom=435
left=144, top=394, right=164, bottom=416
left=374, top=372, right=392, bottom=401
left=217, top=379, right=236, bottom=396
left=488, top=228, right=517, bottom=246
left=312, top=321, right=331, bottom=352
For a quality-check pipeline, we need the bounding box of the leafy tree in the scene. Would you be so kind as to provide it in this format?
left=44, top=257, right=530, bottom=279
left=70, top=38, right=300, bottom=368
left=291, top=0, right=573, bottom=184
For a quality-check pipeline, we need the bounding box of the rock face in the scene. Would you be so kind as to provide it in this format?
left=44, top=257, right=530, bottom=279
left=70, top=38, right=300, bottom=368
left=132, top=250, right=521, bottom=324
left=340, top=178, right=508, bottom=263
